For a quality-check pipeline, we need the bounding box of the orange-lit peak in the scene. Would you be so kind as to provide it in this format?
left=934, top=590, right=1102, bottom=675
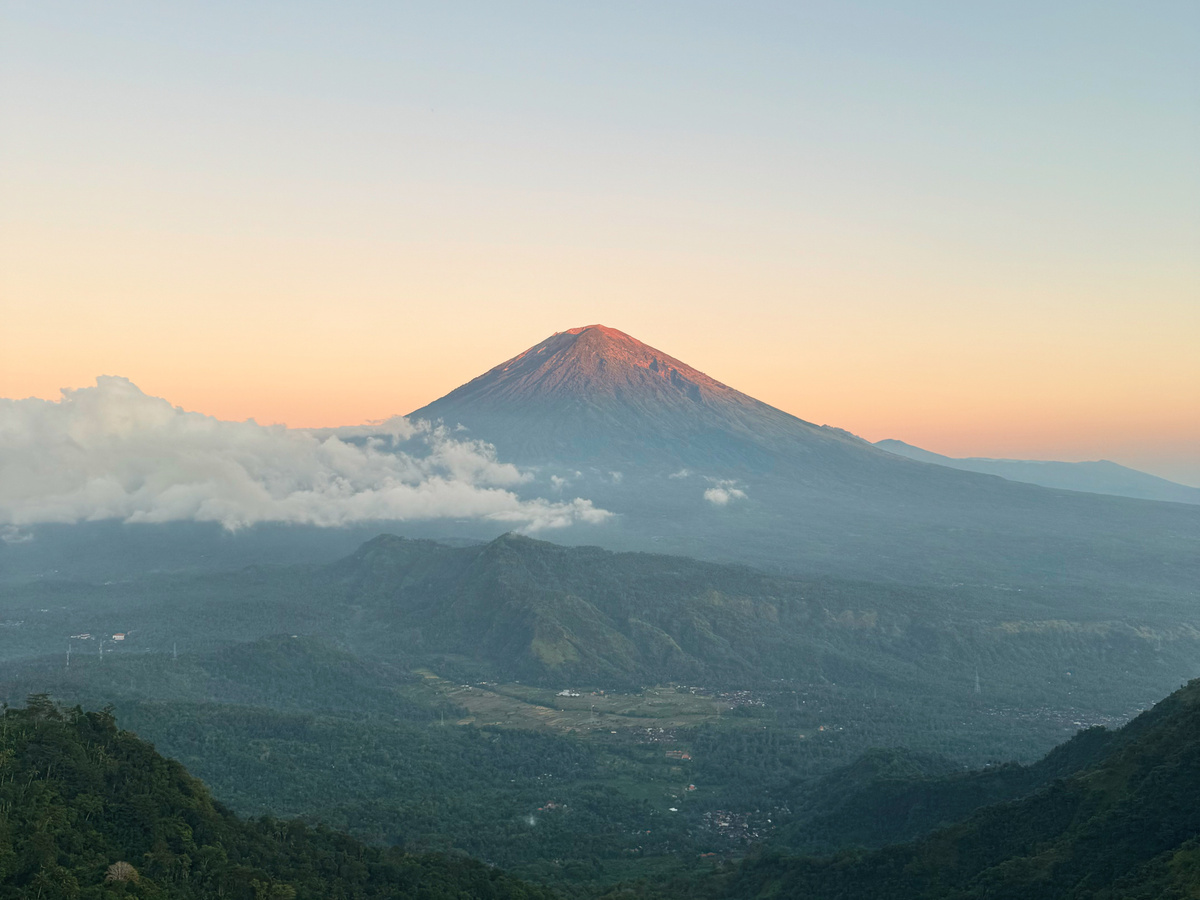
left=418, top=324, right=763, bottom=414
left=564, top=324, right=616, bottom=335
left=407, top=323, right=835, bottom=464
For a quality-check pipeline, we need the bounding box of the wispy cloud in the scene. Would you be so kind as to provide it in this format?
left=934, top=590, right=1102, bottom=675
left=1, top=526, right=32, bottom=544
left=0, top=377, right=610, bottom=532
left=703, top=478, right=747, bottom=506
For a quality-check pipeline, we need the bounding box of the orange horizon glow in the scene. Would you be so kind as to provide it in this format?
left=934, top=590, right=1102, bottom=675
left=4, top=300, right=1196, bottom=486
left=4, top=228, right=1194, bottom=455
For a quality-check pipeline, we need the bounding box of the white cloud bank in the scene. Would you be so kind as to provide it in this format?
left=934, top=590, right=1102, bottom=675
left=0, top=377, right=610, bottom=532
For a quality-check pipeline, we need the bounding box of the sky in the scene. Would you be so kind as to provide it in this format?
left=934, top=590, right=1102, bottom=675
left=2, top=2, right=1197, bottom=485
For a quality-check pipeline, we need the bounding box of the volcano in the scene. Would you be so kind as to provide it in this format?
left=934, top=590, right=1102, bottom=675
left=410, top=324, right=872, bottom=470
left=406, top=325, right=1200, bottom=594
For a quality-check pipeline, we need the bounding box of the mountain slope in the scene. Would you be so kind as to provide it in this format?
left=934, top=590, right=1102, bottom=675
left=6, top=530, right=1198, bottom=758
left=330, top=531, right=890, bottom=685
left=877, top=438, right=1200, bottom=505
left=774, top=724, right=1123, bottom=855
left=410, top=324, right=866, bottom=469
left=327, top=531, right=974, bottom=686
left=724, top=678, right=1200, bottom=899
left=320, top=533, right=1200, bottom=740
left=0, top=697, right=554, bottom=900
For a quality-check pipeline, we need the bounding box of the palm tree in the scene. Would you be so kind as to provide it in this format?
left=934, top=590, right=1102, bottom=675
left=105, top=860, right=139, bottom=883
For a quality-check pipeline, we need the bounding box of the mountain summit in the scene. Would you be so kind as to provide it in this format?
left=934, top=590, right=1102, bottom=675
left=437, top=324, right=748, bottom=406
left=410, top=324, right=860, bottom=467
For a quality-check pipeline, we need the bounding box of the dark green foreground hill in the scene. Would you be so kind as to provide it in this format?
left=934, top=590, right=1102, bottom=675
left=0, top=697, right=554, bottom=900
left=718, top=678, right=1200, bottom=899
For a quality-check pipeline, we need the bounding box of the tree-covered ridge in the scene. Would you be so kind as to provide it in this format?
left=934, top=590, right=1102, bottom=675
left=5, top=531, right=1193, bottom=733
left=722, top=678, right=1200, bottom=899
left=772, top=723, right=1123, bottom=855
left=0, top=697, right=556, bottom=900
left=328, top=532, right=1199, bottom=703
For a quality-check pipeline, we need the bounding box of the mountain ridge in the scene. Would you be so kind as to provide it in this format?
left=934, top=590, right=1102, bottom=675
left=876, top=438, right=1200, bottom=505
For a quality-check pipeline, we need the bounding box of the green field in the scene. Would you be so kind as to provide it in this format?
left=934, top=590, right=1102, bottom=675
left=408, top=671, right=755, bottom=733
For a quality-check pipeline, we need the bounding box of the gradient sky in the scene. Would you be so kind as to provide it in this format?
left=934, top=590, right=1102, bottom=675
left=2, top=2, right=1197, bottom=484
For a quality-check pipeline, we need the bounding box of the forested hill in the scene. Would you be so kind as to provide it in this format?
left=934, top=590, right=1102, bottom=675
left=0, top=697, right=554, bottom=900
left=719, top=678, right=1200, bottom=899
left=322, top=532, right=1199, bottom=715
left=7, top=529, right=1196, bottom=750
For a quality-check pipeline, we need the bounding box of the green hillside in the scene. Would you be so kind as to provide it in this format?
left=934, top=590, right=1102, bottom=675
left=0, top=696, right=555, bottom=900
left=10, top=675, right=1200, bottom=899
left=5, top=532, right=1195, bottom=724
left=720, top=678, right=1200, bottom=899
left=328, top=532, right=1200, bottom=711
left=772, top=724, right=1123, bottom=854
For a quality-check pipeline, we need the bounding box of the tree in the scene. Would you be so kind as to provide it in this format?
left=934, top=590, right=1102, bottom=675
left=105, top=861, right=139, bottom=883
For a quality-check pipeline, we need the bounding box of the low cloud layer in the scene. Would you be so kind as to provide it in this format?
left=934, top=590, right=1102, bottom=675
left=0, top=377, right=610, bottom=532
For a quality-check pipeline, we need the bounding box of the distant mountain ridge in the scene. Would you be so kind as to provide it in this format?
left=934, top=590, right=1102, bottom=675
left=877, top=438, right=1200, bottom=505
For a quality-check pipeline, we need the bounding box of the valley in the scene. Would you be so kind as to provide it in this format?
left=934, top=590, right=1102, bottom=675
left=0, top=526, right=1188, bottom=889
left=7, top=650, right=1200, bottom=897
left=406, top=673, right=743, bottom=732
